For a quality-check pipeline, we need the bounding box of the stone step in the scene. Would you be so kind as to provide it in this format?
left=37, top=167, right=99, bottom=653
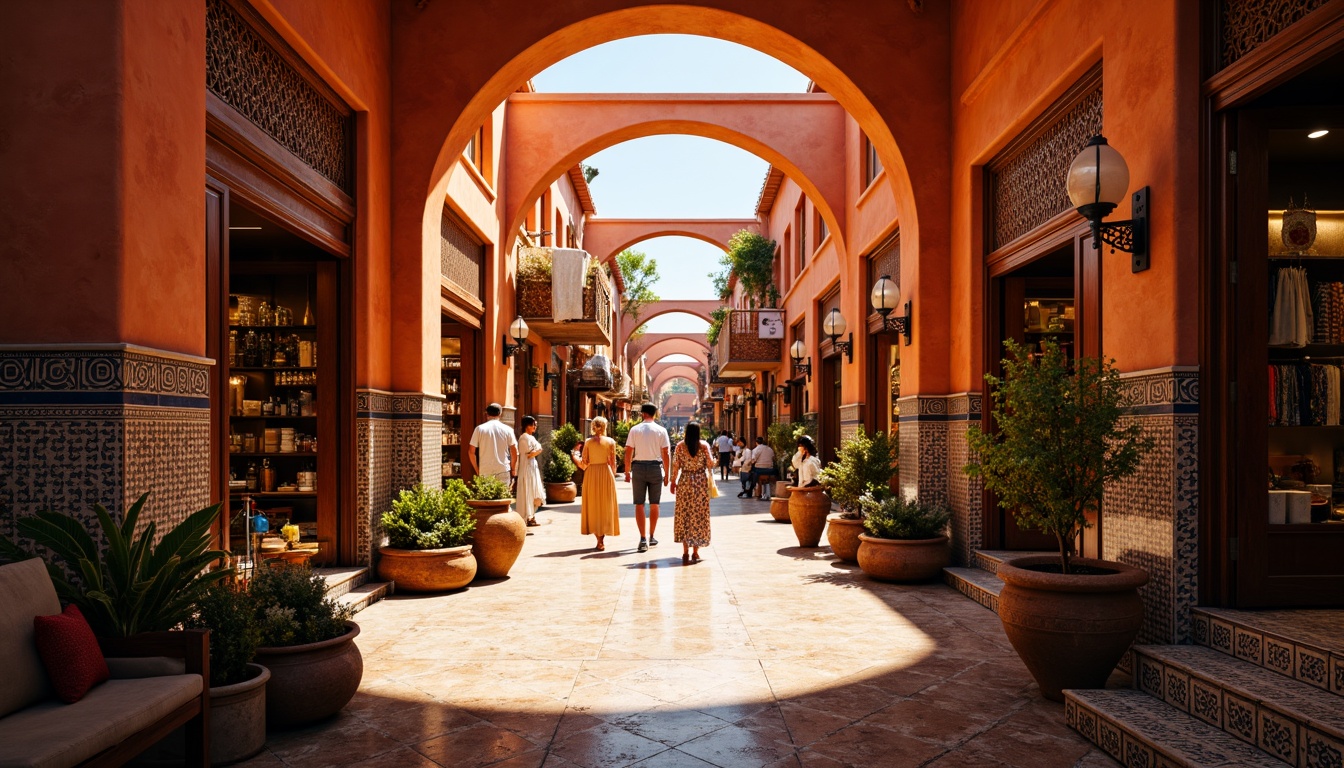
left=970, top=549, right=1053, bottom=574
left=337, top=581, right=394, bottom=614
left=316, top=566, right=369, bottom=599
left=1066, top=688, right=1290, bottom=767
left=1132, top=644, right=1344, bottom=766
left=942, top=566, right=1002, bottom=613
left=1193, top=607, right=1344, bottom=697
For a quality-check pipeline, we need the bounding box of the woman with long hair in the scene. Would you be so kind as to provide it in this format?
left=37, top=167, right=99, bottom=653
left=575, top=416, right=619, bottom=550
left=671, top=421, right=716, bottom=564
left=515, top=415, right=544, bottom=526
left=792, top=434, right=823, bottom=487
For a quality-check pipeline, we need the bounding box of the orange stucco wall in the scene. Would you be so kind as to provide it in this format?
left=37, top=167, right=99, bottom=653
left=947, top=0, right=1201, bottom=389
left=1, top=0, right=205, bottom=354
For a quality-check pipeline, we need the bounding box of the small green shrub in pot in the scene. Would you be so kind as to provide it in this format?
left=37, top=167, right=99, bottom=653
left=859, top=494, right=951, bottom=540
left=186, top=580, right=263, bottom=687
left=819, top=427, right=897, bottom=518
left=550, top=422, right=582, bottom=454
left=380, top=483, right=476, bottom=550
left=543, top=445, right=577, bottom=483
left=767, top=420, right=809, bottom=474
left=250, top=565, right=354, bottom=647
left=470, top=475, right=511, bottom=501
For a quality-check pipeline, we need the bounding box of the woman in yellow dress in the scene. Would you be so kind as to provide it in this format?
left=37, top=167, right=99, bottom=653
left=575, top=416, right=619, bottom=550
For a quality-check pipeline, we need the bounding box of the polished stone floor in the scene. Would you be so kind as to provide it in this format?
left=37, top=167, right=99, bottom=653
left=240, top=476, right=1121, bottom=768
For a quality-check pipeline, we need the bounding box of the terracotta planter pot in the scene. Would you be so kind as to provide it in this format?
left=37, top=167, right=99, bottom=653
left=857, top=534, right=949, bottom=582
left=377, top=544, right=476, bottom=592
left=210, top=663, right=270, bottom=765
left=467, top=499, right=526, bottom=578
left=545, top=481, right=577, bottom=503
left=996, top=555, right=1149, bottom=702
left=787, top=486, right=830, bottom=547
left=256, top=622, right=362, bottom=728
left=826, top=517, right=865, bottom=563
left=773, top=480, right=791, bottom=498
left=769, top=494, right=791, bottom=522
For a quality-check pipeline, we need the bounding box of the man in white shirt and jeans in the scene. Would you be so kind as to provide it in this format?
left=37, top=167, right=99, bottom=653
left=714, top=430, right=735, bottom=481
left=469, top=403, right=518, bottom=492
left=623, top=402, right=671, bottom=553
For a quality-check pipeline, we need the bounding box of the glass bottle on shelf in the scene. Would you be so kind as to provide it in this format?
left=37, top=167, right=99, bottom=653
left=259, top=333, right=273, bottom=368
left=243, top=329, right=259, bottom=366
left=246, top=462, right=259, bottom=491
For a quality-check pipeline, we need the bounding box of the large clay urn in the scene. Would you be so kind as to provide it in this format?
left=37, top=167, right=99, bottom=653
left=210, top=663, right=270, bottom=765
left=256, top=622, right=362, bottom=727
left=787, top=485, right=830, bottom=547
left=826, top=517, right=865, bottom=563
left=856, top=534, right=949, bottom=581
left=996, top=555, right=1149, bottom=701
left=769, top=493, right=791, bottom=522
left=545, top=481, right=577, bottom=503
left=377, top=544, right=476, bottom=592
left=466, top=499, right=526, bottom=578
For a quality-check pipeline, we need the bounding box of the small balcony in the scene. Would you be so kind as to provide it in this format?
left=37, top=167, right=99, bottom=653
left=713, top=309, right=784, bottom=378
left=516, top=247, right=613, bottom=346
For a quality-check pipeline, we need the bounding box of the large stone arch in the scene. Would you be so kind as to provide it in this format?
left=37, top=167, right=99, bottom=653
left=651, top=372, right=702, bottom=399
left=622, top=301, right=719, bottom=349
left=585, top=218, right=759, bottom=264
left=392, top=2, right=951, bottom=396
left=504, top=95, right=845, bottom=257
left=630, top=337, right=710, bottom=370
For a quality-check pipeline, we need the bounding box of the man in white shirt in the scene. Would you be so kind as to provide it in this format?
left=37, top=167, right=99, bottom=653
left=749, top=436, right=777, bottom=500
left=736, top=439, right=755, bottom=498
left=714, top=430, right=735, bottom=481
left=623, top=402, right=672, bottom=553
left=468, top=403, right=518, bottom=490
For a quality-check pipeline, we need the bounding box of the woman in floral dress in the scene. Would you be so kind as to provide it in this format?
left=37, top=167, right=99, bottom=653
left=671, top=421, right=716, bottom=564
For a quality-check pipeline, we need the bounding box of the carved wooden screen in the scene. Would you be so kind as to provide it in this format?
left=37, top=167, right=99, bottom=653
left=986, top=66, right=1102, bottom=253
left=1219, top=0, right=1328, bottom=69
left=865, top=231, right=901, bottom=333
left=206, top=0, right=352, bottom=193
left=441, top=208, right=484, bottom=300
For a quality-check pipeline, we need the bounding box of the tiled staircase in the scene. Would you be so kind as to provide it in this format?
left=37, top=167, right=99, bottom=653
left=944, top=552, right=1344, bottom=767
left=316, top=566, right=393, bottom=614
left=1065, top=608, right=1344, bottom=768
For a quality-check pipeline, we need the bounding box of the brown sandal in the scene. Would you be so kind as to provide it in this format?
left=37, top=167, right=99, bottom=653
left=596, top=539, right=605, bottom=551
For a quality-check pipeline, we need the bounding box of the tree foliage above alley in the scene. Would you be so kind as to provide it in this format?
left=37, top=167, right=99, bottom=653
left=709, top=230, right=779, bottom=307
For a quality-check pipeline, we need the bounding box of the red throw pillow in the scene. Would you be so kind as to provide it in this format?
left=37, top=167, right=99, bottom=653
left=33, top=604, right=110, bottom=703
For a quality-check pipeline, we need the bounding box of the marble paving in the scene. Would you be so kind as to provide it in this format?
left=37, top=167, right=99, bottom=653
left=239, top=478, right=1121, bottom=768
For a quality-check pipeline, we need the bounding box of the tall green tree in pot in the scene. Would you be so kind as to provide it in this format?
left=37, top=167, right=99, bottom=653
left=965, top=339, right=1153, bottom=700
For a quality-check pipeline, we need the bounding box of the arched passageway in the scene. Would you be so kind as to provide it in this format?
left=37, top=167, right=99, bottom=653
left=392, top=2, right=951, bottom=396
left=504, top=94, right=844, bottom=257
left=584, top=218, right=759, bottom=263
left=623, top=301, right=719, bottom=349
left=629, top=336, right=710, bottom=370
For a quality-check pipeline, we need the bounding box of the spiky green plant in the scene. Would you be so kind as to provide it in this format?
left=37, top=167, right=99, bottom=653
left=0, top=493, right=229, bottom=637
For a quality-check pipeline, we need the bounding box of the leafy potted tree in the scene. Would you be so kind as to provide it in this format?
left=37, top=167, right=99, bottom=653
left=251, top=564, right=360, bottom=727
left=543, top=445, right=578, bottom=503
left=966, top=339, right=1151, bottom=701
left=466, top=475, right=525, bottom=579
left=377, top=483, right=478, bottom=591
left=820, top=427, right=897, bottom=563
left=551, top=423, right=584, bottom=496
left=856, top=494, right=951, bottom=582
left=186, top=581, right=269, bottom=765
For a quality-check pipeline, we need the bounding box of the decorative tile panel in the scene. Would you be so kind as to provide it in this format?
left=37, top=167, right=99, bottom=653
left=0, top=346, right=211, bottom=540
left=1103, top=367, right=1199, bottom=646
left=838, top=403, right=864, bottom=445
left=356, top=389, right=440, bottom=566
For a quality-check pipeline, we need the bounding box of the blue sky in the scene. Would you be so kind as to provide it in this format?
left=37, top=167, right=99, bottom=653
left=533, top=36, right=807, bottom=340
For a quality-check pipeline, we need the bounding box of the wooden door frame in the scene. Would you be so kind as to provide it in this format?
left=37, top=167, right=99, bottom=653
left=1199, top=3, right=1344, bottom=606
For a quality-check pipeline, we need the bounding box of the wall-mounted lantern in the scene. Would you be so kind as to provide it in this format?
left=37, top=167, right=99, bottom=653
left=1067, top=135, right=1150, bottom=272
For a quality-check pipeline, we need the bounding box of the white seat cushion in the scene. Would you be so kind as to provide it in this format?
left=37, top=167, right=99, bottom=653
left=0, top=559, right=61, bottom=717
left=0, top=675, right=202, bottom=768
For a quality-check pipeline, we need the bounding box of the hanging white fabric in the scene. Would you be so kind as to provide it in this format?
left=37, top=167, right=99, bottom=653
left=1269, top=266, right=1313, bottom=348
left=551, top=248, right=591, bottom=321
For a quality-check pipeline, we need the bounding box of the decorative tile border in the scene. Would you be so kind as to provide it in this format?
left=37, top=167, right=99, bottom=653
left=838, top=402, right=864, bottom=445
left=1195, top=607, right=1344, bottom=699
left=355, top=389, right=442, bottom=565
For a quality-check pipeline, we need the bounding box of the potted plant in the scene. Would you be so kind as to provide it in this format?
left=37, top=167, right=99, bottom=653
left=186, top=580, right=269, bottom=765
left=551, top=423, right=584, bottom=495
left=820, top=427, right=897, bottom=563
left=466, top=475, right=525, bottom=579
left=543, top=445, right=578, bottom=503
left=0, top=493, right=229, bottom=638
left=966, top=339, right=1152, bottom=701
left=856, top=494, right=951, bottom=582
left=767, top=421, right=808, bottom=500
left=377, top=483, right=478, bottom=591
left=251, top=564, right=360, bottom=727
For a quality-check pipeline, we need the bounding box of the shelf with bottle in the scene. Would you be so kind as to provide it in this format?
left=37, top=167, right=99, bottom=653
left=441, top=355, right=462, bottom=370
left=229, top=324, right=317, bottom=331
left=228, top=459, right=318, bottom=495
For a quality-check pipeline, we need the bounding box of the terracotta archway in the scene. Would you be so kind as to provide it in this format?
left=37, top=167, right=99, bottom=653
left=629, top=335, right=710, bottom=369
left=391, top=2, right=951, bottom=397
left=622, top=301, right=719, bottom=349
left=652, top=373, right=702, bottom=399
left=502, top=94, right=844, bottom=251
left=585, top=218, right=759, bottom=264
